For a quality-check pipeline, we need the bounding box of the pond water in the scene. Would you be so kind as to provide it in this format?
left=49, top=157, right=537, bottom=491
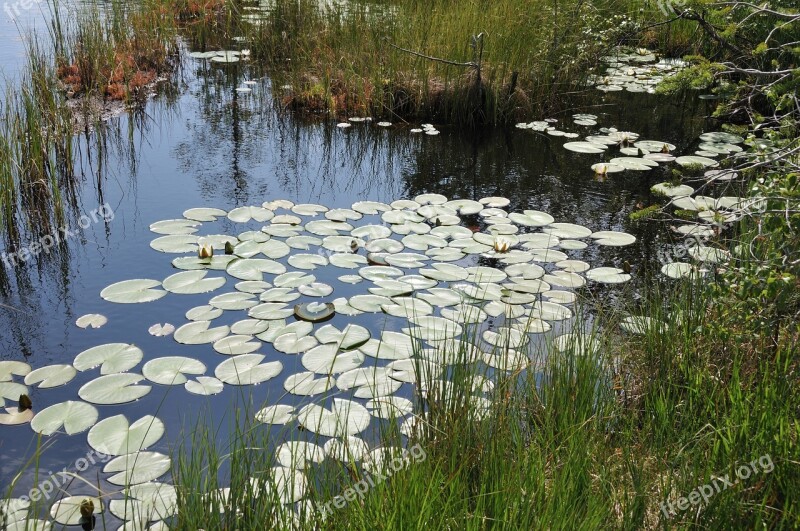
left=0, top=7, right=720, bottom=526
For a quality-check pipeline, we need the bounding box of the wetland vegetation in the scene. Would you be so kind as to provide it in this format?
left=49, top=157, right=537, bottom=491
left=0, top=0, right=798, bottom=529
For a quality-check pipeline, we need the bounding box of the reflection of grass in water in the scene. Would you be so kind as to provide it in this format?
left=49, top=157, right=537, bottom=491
left=0, top=0, right=191, bottom=248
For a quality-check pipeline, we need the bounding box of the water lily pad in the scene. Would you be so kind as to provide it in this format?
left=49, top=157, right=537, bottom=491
left=76, top=314, right=108, bottom=329
left=255, top=404, right=296, bottom=425
left=88, top=414, right=165, bottom=455
left=50, top=496, right=104, bottom=526
left=209, top=292, right=258, bottom=310
left=162, top=270, right=226, bottom=294
left=258, top=288, right=300, bottom=304
left=284, top=372, right=334, bottom=396
left=101, top=280, right=167, bottom=304
left=661, top=262, right=697, bottom=279
left=590, top=231, right=636, bottom=246
left=150, top=235, right=199, bottom=253
left=0, top=406, right=34, bottom=426
left=329, top=253, right=368, bottom=268
left=689, top=245, right=730, bottom=263
left=148, top=323, right=175, bottom=337
left=294, top=302, right=336, bottom=322
left=324, top=436, right=369, bottom=462
left=698, top=132, right=743, bottom=144
left=228, top=206, right=274, bottom=223
left=297, top=398, right=371, bottom=436
left=74, top=343, right=143, bottom=374
left=530, top=301, right=573, bottom=321
left=185, top=376, right=224, bottom=396
left=302, top=344, right=364, bottom=374
left=213, top=335, right=261, bottom=355
left=226, top=258, right=286, bottom=280
left=174, top=321, right=230, bottom=344
left=0, top=361, right=30, bottom=382
left=563, top=141, right=607, bottom=154
left=367, top=396, right=413, bottom=419
left=108, top=482, right=177, bottom=522
left=543, top=223, right=592, bottom=239
left=142, top=357, right=206, bottom=385
left=349, top=294, right=392, bottom=313
left=274, top=332, right=319, bottom=354
left=104, top=452, right=171, bottom=486
left=352, top=201, right=392, bottom=215
left=287, top=253, right=328, bottom=270
left=30, top=400, right=98, bottom=435
left=276, top=441, right=325, bottom=470
left=585, top=267, right=631, bottom=284
left=215, top=354, right=282, bottom=385
left=79, top=373, right=151, bottom=405
left=314, top=324, right=371, bottom=350
left=298, top=282, right=334, bottom=297
left=24, top=365, right=76, bottom=388
left=183, top=207, right=226, bottom=222
left=675, top=155, right=718, bottom=168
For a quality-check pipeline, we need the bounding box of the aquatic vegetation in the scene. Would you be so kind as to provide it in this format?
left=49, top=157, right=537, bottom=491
left=1, top=192, right=638, bottom=526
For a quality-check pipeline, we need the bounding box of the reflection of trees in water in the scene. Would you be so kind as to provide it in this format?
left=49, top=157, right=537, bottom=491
left=399, top=90, right=711, bottom=292
left=175, top=62, right=415, bottom=204
left=0, top=99, right=166, bottom=356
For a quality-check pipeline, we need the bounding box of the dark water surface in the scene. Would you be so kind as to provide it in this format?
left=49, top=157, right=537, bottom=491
left=0, top=19, right=716, bottom=524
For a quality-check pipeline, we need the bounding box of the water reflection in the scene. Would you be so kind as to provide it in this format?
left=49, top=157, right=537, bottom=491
left=0, top=34, right=716, bottom=514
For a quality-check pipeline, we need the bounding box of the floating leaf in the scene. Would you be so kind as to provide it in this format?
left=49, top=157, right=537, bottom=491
left=88, top=414, right=165, bottom=455
left=24, top=365, right=76, bottom=388
left=104, top=452, right=171, bottom=486
left=185, top=376, right=224, bottom=396
left=74, top=343, right=143, bottom=374
left=284, top=372, right=334, bottom=396
left=50, top=496, right=103, bottom=526
left=314, top=324, right=371, bottom=350
left=274, top=332, right=319, bottom=354
left=276, top=441, right=325, bottom=469
left=215, top=354, right=282, bottom=385
left=0, top=361, right=31, bottom=382
left=255, top=404, right=296, bottom=425
left=76, top=314, right=108, bottom=329
left=183, top=207, right=226, bottom=222
left=297, top=398, right=371, bottom=436
left=228, top=206, right=274, bottom=223
left=294, top=302, right=336, bottom=323
left=0, top=406, right=34, bottom=426
left=585, top=267, right=631, bottom=284
left=302, top=344, right=364, bottom=374
left=162, top=270, right=226, bottom=294
left=142, top=357, right=206, bottom=385
left=148, top=323, right=176, bottom=337
left=78, top=373, right=151, bottom=405
left=226, top=258, right=286, bottom=280
left=174, top=321, right=230, bottom=344
left=213, top=335, right=261, bottom=355
left=101, top=280, right=167, bottom=304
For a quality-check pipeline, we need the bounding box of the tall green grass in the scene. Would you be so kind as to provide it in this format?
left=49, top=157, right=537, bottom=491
left=166, top=266, right=797, bottom=529
left=177, top=0, right=672, bottom=125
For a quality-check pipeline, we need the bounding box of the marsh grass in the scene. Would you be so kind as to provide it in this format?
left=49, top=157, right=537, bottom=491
left=165, top=263, right=797, bottom=530
left=168, top=0, right=680, bottom=125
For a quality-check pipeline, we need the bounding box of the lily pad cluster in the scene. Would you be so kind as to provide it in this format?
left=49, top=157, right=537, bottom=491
left=0, top=194, right=637, bottom=527
left=592, top=47, right=687, bottom=93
